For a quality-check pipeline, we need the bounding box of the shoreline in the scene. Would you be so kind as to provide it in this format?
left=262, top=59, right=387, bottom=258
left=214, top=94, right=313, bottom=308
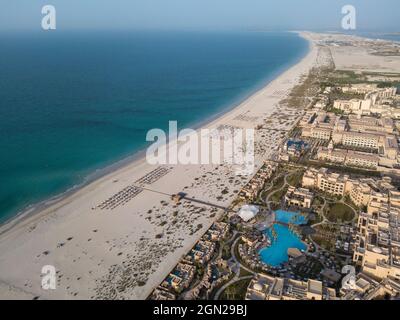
left=0, top=31, right=310, bottom=234
left=0, top=31, right=319, bottom=300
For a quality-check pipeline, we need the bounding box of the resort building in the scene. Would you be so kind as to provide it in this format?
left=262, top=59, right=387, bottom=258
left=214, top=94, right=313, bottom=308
left=245, top=273, right=337, bottom=300
left=333, top=86, right=397, bottom=116
left=239, top=162, right=277, bottom=201
left=334, top=98, right=373, bottom=115
left=341, top=272, right=400, bottom=300
left=150, top=288, right=176, bottom=300
left=331, top=126, right=399, bottom=167
left=339, top=83, right=379, bottom=95
left=203, top=222, right=229, bottom=242
left=300, top=111, right=340, bottom=141
left=347, top=115, right=394, bottom=134
left=302, top=168, right=398, bottom=207
left=160, top=263, right=196, bottom=292
left=284, top=186, right=314, bottom=209
left=317, top=145, right=380, bottom=169
left=353, top=207, right=400, bottom=281
left=302, top=167, right=352, bottom=197
left=184, top=240, right=215, bottom=265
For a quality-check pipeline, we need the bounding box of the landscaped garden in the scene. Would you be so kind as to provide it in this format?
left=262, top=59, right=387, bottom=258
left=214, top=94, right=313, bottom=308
left=325, top=202, right=355, bottom=223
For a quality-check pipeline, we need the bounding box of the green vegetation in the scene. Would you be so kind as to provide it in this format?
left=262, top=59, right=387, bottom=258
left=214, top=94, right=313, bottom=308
left=292, top=257, right=323, bottom=279
left=239, top=268, right=253, bottom=278
left=219, top=278, right=252, bottom=300
left=325, top=203, right=355, bottom=223
left=221, top=242, right=231, bottom=260
left=286, top=170, right=305, bottom=187
left=306, top=160, right=381, bottom=177
left=282, top=65, right=329, bottom=109
left=311, top=224, right=338, bottom=252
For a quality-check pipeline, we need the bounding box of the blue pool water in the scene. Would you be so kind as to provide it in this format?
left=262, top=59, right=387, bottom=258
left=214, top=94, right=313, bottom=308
left=275, top=210, right=307, bottom=225
left=259, top=210, right=307, bottom=267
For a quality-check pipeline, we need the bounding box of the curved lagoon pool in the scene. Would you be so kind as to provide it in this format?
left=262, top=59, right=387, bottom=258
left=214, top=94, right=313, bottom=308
left=259, top=210, right=307, bottom=267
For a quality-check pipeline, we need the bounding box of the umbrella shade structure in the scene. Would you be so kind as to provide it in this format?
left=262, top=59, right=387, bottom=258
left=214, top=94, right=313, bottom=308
left=238, top=204, right=259, bottom=222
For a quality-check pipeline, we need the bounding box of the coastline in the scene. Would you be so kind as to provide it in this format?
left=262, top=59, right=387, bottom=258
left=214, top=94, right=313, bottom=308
left=0, top=31, right=319, bottom=300
left=0, top=31, right=310, bottom=233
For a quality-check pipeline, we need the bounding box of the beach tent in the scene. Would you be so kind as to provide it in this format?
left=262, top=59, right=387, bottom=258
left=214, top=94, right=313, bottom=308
left=238, top=205, right=259, bottom=222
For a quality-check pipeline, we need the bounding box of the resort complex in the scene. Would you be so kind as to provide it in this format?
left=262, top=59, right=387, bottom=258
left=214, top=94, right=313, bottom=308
left=147, top=32, right=400, bottom=301
left=1, top=29, right=400, bottom=303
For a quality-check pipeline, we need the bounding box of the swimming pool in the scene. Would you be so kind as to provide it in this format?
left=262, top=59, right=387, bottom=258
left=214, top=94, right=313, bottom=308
left=259, top=210, right=307, bottom=267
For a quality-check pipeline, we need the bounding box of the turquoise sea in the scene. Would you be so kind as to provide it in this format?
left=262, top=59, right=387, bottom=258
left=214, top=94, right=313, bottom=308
left=0, top=31, right=308, bottom=223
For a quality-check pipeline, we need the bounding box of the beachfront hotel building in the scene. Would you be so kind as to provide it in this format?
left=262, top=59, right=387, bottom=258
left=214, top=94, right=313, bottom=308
left=184, top=240, right=215, bottom=265
left=300, top=111, right=340, bottom=141
left=347, top=115, right=395, bottom=134
left=160, top=263, right=196, bottom=292
left=302, top=168, right=398, bottom=207
left=203, top=221, right=229, bottom=242
left=333, top=86, right=397, bottom=116
left=328, top=117, right=399, bottom=167
left=151, top=288, right=177, bottom=300
left=302, top=167, right=351, bottom=197
left=284, top=186, right=314, bottom=209
left=238, top=162, right=277, bottom=201
left=300, top=110, right=399, bottom=167
left=332, top=130, right=399, bottom=161
left=317, top=145, right=380, bottom=170
left=245, top=273, right=337, bottom=300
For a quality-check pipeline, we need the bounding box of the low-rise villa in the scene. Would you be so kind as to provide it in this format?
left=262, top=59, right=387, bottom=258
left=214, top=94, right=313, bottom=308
left=203, top=221, right=229, bottom=242
left=160, top=263, right=196, bottom=292
left=184, top=240, right=216, bottom=265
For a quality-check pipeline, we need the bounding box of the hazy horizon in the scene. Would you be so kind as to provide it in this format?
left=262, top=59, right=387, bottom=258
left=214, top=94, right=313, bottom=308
left=1, top=0, right=399, bottom=32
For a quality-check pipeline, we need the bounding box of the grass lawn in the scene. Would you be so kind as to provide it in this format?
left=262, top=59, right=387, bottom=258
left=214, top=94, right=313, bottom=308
left=325, top=203, right=355, bottom=223
left=239, top=268, right=253, bottom=278
left=286, top=170, right=305, bottom=187
left=270, top=187, right=288, bottom=203
left=219, top=278, right=252, bottom=300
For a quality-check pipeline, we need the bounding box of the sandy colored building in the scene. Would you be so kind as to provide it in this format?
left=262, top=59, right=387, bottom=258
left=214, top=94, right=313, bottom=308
left=184, top=240, right=215, bottom=265
left=334, top=86, right=397, bottom=116
left=317, top=145, right=379, bottom=169
left=341, top=272, right=400, bottom=300
left=245, top=273, right=336, bottom=300
left=302, top=167, right=352, bottom=197
left=332, top=129, right=399, bottom=166
left=353, top=207, right=400, bottom=282
left=347, top=115, right=394, bottom=134
left=302, top=168, right=397, bottom=207
left=284, top=186, right=314, bottom=209
left=334, top=98, right=373, bottom=115
left=340, top=83, right=379, bottom=95
left=161, top=263, right=196, bottom=292
left=300, top=111, right=340, bottom=140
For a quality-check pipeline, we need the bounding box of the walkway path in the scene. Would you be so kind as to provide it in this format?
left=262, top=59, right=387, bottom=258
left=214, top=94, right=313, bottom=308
left=212, top=236, right=255, bottom=300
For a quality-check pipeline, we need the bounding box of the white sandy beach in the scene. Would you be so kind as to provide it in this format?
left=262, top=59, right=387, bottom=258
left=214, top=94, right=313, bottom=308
left=0, top=32, right=327, bottom=299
